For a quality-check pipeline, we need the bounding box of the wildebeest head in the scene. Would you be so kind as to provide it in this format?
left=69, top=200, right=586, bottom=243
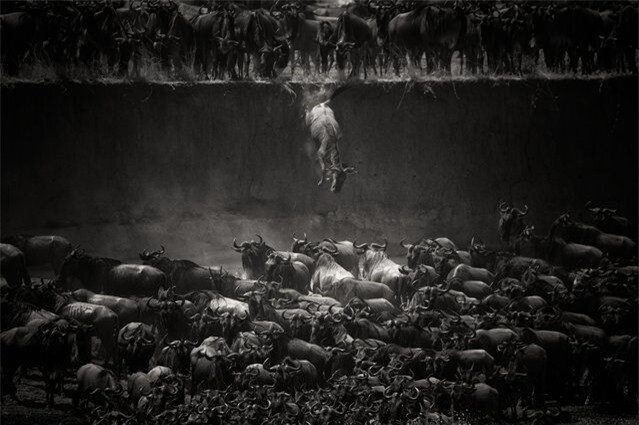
left=328, top=163, right=357, bottom=193
left=399, top=264, right=439, bottom=290
left=290, top=232, right=309, bottom=253
left=498, top=201, right=529, bottom=243
left=159, top=337, right=198, bottom=374
left=584, top=201, right=622, bottom=224
left=232, top=235, right=273, bottom=279
left=118, top=323, right=156, bottom=372
left=549, top=212, right=573, bottom=239
left=400, top=239, right=433, bottom=268
left=353, top=239, right=387, bottom=254
left=139, top=245, right=166, bottom=262
left=282, top=308, right=312, bottom=339
left=273, top=38, right=290, bottom=71
left=318, top=20, right=335, bottom=48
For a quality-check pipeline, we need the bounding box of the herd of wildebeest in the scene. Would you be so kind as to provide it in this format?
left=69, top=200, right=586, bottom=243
left=0, top=200, right=637, bottom=424
left=1, top=0, right=638, bottom=79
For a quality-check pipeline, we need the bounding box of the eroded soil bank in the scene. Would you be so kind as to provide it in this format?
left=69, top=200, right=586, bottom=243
left=2, top=77, right=636, bottom=262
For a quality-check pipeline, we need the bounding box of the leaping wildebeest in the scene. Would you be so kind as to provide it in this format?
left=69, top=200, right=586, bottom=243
left=305, top=88, right=357, bottom=193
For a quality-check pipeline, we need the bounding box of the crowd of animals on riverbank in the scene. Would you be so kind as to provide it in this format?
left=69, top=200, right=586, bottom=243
left=1, top=201, right=637, bottom=424
left=1, top=0, right=637, bottom=81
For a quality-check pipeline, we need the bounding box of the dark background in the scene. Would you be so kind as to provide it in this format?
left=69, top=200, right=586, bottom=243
left=2, top=77, right=637, bottom=264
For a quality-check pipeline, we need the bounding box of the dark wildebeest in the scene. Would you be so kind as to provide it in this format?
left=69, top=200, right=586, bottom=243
left=57, top=249, right=122, bottom=293
left=235, top=8, right=289, bottom=78
left=1, top=320, right=79, bottom=405
left=498, top=202, right=529, bottom=248
left=139, top=246, right=214, bottom=293
left=334, top=10, right=375, bottom=78
left=277, top=2, right=322, bottom=74
left=584, top=201, right=636, bottom=240
left=192, top=7, right=239, bottom=79
left=317, top=20, right=336, bottom=73
left=232, top=234, right=273, bottom=279
left=0, top=244, right=30, bottom=287
left=0, top=6, right=48, bottom=75
left=2, top=234, right=72, bottom=274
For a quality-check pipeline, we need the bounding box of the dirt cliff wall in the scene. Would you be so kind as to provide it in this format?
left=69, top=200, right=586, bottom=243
left=2, top=77, right=636, bottom=264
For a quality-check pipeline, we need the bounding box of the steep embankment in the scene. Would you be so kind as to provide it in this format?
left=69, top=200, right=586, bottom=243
left=2, top=77, right=637, bottom=263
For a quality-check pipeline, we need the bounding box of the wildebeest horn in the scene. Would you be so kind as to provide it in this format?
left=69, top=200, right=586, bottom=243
left=498, top=201, right=510, bottom=213
left=139, top=249, right=151, bottom=260
left=371, top=239, right=388, bottom=250
left=399, top=265, right=411, bottom=275
left=122, top=330, right=135, bottom=342
left=514, top=205, right=529, bottom=216
left=232, top=238, right=249, bottom=252
left=283, top=357, right=301, bottom=370
left=400, top=239, right=412, bottom=249
left=321, top=245, right=338, bottom=255
left=255, top=234, right=264, bottom=246
left=293, top=232, right=308, bottom=243
left=405, top=386, right=420, bottom=400
left=258, top=399, right=272, bottom=411
left=353, top=241, right=368, bottom=250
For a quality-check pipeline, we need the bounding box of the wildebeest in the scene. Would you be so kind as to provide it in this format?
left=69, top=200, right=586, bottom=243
left=0, top=243, right=30, bottom=287
left=234, top=8, right=289, bottom=78
left=57, top=249, right=122, bottom=292
left=0, top=6, right=48, bottom=75
left=550, top=213, right=635, bottom=260
left=305, top=93, right=357, bottom=193
left=264, top=252, right=310, bottom=294
left=334, top=10, right=375, bottom=78
left=192, top=7, right=239, bottom=79
left=357, top=240, right=412, bottom=301
left=71, top=288, right=139, bottom=325
left=74, top=363, right=122, bottom=408
left=498, top=202, right=529, bottom=247
left=1, top=321, right=76, bottom=405
left=2, top=234, right=72, bottom=274
left=118, top=322, right=156, bottom=374
left=585, top=201, right=636, bottom=241
left=232, top=234, right=272, bottom=279
left=106, top=264, right=168, bottom=297
left=139, top=245, right=214, bottom=293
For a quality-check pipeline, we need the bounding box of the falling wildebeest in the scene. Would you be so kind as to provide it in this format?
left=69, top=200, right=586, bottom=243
left=305, top=86, right=357, bottom=193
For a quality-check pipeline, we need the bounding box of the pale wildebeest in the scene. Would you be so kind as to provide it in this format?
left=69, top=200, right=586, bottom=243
left=305, top=92, right=357, bottom=193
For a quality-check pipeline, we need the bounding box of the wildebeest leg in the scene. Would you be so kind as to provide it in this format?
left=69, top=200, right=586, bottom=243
left=302, top=51, right=311, bottom=75
left=336, top=51, right=346, bottom=80
left=203, top=41, right=212, bottom=79
left=442, top=49, right=453, bottom=74
left=392, top=50, right=402, bottom=76
left=319, top=49, right=327, bottom=73
left=290, top=50, right=297, bottom=76
left=350, top=51, right=361, bottom=79
left=317, top=145, right=330, bottom=186
left=625, top=47, right=638, bottom=74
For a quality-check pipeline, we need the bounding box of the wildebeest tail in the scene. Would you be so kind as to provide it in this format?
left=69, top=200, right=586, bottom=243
left=324, top=83, right=352, bottom=106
